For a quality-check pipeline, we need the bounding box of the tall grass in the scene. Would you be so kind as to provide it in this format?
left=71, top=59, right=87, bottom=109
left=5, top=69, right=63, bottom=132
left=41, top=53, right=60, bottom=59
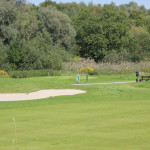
left=7, top=59, right=150, bottom=78
left=64, top=58, right=150, bottom=75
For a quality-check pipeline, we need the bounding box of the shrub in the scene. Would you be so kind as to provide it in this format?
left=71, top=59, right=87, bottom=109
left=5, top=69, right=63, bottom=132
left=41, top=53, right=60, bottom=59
left=80, top=67, right=94, bottom=75
left=104, top=50, right=130, bottom=63
left=8, top=69, right=64, bottom=78
left=0, top=70, right=9, bottom=78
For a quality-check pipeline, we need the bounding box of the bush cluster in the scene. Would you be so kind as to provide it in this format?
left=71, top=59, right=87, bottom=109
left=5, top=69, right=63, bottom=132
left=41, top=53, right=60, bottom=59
left=0, top=1, right=75, bottom=72
left=80, top=67, right=94, bottom=75
left=8, top=69, right=64, bottom=78
left=0, top=70, right=9, bottom=78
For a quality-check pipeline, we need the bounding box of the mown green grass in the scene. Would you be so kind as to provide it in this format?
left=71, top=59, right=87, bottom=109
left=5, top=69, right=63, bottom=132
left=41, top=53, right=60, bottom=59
left=0, top=74, right=135, bottom=93
left=0, top=75, right=150, bottom=150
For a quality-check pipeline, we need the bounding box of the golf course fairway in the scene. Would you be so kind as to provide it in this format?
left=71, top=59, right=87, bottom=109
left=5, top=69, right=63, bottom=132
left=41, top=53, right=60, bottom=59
left=0, top=75, right=150, bottom=150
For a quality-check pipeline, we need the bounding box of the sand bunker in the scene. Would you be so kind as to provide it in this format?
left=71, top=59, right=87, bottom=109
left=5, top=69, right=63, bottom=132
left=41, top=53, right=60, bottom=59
left=0, top=89, right=86, bottom=101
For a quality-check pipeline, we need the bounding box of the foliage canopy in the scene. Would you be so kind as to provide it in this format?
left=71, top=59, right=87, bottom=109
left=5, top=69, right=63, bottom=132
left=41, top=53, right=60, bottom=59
left=0, top=0, right=150, bottom=71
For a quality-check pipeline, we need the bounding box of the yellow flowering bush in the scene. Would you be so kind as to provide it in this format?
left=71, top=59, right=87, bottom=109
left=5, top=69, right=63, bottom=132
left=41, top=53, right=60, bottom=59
left=80, top=67, right=94, bottom=74
left=0, top=70, right=9, bottom=78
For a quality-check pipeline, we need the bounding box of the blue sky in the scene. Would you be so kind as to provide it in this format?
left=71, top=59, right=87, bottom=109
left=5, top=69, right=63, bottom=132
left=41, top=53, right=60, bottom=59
left=28, top=0, right=150, bottom=9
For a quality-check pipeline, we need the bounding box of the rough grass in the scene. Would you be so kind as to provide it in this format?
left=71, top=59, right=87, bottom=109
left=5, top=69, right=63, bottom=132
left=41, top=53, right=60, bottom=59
left=0, top=75, right=150, bottom=150
left=7, top=61, right=150, bottom=78
left=65, top=59, right=150, bottom=75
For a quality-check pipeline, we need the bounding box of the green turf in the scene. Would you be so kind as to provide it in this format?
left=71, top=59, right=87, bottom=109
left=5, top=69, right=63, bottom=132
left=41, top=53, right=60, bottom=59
left=0, top=75, right=150, bottom=150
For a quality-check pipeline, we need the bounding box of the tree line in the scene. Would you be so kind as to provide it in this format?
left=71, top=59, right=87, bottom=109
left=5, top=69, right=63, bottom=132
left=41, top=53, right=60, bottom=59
left=0, top=0, right=150, bottom=71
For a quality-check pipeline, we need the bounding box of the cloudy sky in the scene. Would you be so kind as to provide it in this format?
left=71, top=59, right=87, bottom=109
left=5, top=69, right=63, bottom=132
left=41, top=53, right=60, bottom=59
left=28, top=0, right=150, bottom=9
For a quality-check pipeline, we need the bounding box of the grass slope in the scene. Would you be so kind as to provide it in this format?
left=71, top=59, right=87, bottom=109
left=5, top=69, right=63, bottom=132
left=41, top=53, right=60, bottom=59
left=0, top=75, right=150, bottom=150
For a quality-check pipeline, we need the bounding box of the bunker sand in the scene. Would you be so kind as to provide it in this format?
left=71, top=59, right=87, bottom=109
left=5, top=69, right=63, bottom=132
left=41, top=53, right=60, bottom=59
left=0, top=89, right=86, bottom=101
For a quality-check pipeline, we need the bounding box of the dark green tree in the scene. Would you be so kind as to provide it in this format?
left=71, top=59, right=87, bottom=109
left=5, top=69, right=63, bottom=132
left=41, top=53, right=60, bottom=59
left=40, top=0, right=57, bottom=8
left=15, top=5, right=40, bottom=41
left=0, top=0, right=18, bottom=44
left=74, top=4, right=131, bottom=61
left=57, top=2, right=80, bottom=18
left=38, top=6, right=76, bottom=51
